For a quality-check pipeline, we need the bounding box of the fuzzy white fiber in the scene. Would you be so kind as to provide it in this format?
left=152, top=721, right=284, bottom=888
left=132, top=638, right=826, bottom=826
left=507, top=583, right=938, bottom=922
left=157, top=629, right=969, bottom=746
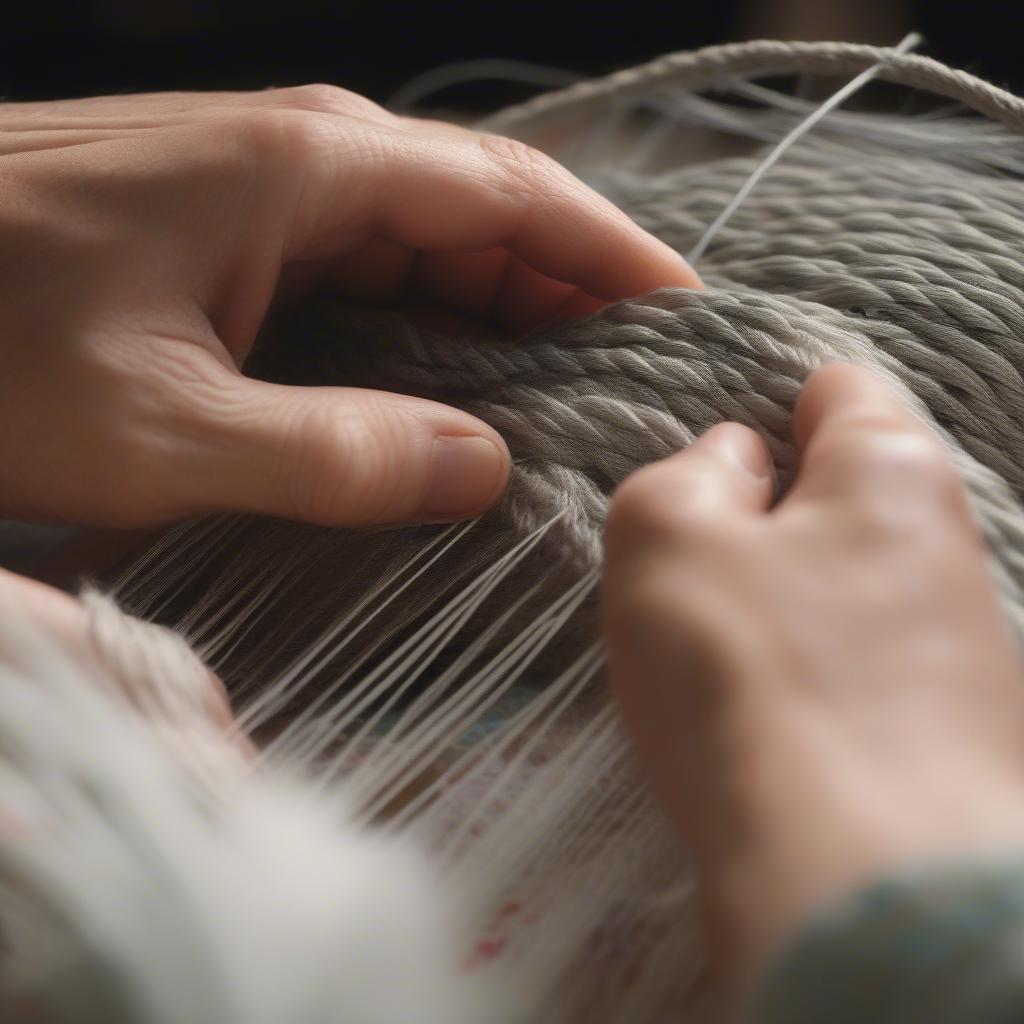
left=0, top=587, right=499, bottom=1024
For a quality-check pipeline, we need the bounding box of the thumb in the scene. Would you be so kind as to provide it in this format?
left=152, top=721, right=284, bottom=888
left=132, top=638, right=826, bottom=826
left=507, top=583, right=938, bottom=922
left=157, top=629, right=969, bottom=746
left=177, top=378, right=510, bottom=526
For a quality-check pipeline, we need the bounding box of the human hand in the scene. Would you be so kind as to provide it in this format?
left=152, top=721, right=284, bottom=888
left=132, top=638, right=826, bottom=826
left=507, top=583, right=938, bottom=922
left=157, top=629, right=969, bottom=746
left=0, top=88, right=698, bottom=528
left=601, top=364, right=1024, bottom=991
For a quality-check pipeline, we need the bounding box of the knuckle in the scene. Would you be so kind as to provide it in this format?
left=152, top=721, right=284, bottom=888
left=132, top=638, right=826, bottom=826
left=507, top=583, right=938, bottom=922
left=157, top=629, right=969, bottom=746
left=230, top=107, right=334, bottom=165
left=848, top=422, right=956, bottom=488
left=228, top=107, right=296, bottom=161
left=281, top=110, right=336, bottom=165
left=276, top=83, right=385, bottom=120
left=279, top=405, right=404, bottom=525
left=477, top=132, right=558, bottom=182
left=899, top=440, right=962, bottom=500
left=234, top=106, right=393, bottom=185
left=841, top=430, right=967, bottom=536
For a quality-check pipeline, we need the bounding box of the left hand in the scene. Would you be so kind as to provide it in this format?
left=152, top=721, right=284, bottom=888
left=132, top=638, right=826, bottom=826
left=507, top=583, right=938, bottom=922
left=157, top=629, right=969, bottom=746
left=0, top=87, right=699, bottom=530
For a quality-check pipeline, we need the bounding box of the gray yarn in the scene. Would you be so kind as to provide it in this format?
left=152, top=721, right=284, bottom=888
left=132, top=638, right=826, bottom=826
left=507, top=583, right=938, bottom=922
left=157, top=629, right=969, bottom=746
left=111, top=37, right=1024, bottom=752
left=103, top=41, right=1024, bottom=1021
left=244, top=149, right=1024, bottom=636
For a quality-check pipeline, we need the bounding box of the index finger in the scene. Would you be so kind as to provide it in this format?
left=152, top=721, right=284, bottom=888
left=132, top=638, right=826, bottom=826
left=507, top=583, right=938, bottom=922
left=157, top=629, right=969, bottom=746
left=285, top=113, right=702, bottom=301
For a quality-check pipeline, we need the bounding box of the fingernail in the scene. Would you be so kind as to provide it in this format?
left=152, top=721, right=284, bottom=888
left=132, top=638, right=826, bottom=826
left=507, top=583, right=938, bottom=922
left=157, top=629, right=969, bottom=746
left=422, top=436, right=506, bottom=517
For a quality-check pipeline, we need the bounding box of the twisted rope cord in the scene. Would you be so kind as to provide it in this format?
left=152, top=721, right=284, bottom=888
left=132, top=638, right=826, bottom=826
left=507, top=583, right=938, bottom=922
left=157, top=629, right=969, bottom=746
left=481, top=39, right=1024, bottom=136
left=687, top=33, right=922, bottom=263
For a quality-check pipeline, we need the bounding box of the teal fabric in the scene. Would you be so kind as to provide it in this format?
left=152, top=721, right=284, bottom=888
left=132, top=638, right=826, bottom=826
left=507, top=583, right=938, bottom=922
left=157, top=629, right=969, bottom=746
left=745, top=860, right=1024, bottom=1024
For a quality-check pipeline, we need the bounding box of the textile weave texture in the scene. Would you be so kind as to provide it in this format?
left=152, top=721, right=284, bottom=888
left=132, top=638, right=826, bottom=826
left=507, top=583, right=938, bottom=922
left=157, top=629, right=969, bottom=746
left=8, top=39, right=1024, bottom=1024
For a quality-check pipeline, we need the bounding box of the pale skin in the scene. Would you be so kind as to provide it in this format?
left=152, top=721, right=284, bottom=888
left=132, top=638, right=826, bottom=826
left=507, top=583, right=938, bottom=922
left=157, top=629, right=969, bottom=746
left=2, top=87, right=1024, bottom=1009
left=603, top=363, right=1024, bottom=995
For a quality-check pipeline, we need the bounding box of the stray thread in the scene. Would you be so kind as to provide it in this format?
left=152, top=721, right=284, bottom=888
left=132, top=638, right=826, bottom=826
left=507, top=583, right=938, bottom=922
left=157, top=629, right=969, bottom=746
left=687, top=31, right=922, bottom=264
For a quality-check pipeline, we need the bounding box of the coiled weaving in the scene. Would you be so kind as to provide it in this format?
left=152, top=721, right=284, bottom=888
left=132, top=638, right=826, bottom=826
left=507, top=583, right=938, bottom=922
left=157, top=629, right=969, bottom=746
left=6, top=38, right=1024, bottom=1024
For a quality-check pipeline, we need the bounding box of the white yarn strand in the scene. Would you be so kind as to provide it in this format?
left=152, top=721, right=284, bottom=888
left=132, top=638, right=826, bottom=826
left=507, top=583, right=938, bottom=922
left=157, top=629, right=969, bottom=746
left=687, top=31, right=922, bottom=264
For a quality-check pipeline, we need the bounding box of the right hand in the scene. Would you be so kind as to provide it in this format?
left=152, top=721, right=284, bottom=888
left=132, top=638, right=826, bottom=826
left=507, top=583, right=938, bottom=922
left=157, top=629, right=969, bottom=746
left=601, top=363, right=1024, bottom=990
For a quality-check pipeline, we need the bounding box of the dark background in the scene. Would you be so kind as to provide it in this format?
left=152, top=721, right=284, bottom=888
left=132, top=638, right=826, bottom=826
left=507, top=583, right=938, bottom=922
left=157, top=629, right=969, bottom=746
left=0, top=1, right=1021, bottom=110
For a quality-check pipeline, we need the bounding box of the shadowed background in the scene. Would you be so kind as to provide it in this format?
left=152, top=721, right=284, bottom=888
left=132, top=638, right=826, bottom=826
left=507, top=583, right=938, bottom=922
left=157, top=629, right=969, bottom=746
left=0, top=1, right=1020, bottom=107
